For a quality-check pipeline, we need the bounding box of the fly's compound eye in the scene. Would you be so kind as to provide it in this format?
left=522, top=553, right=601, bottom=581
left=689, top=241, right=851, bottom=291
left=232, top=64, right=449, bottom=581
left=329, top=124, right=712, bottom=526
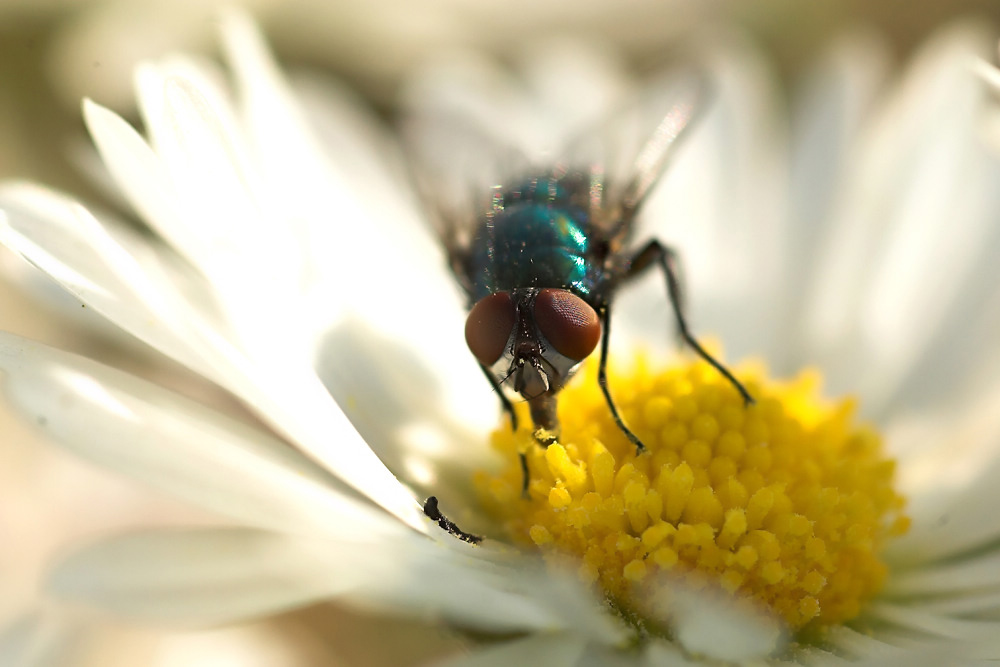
left=466, top=292, right=516, bottom=366
left=534, top=289, right=600, bottom=361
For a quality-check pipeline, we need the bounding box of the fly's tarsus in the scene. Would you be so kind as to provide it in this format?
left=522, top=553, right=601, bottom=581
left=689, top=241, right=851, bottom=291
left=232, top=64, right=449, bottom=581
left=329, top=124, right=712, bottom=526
left=423, top=496, right=483, bottom=544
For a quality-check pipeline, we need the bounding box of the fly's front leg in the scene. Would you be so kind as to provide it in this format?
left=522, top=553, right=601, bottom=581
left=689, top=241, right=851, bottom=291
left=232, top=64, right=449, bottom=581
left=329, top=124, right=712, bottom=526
left=628, top=240, right=754, bottom=405
left=598, top=304, right=646, bottom=454
left=479, top=363, right=518, bottom=431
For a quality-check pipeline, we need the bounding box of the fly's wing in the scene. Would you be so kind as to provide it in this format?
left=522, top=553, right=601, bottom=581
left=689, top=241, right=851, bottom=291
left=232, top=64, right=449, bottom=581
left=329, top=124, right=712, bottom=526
left=400, top=60, right=707, bottom=295
left=555, top=69, right=710, bottom=238
left=400, top=72, right=536, bottom=300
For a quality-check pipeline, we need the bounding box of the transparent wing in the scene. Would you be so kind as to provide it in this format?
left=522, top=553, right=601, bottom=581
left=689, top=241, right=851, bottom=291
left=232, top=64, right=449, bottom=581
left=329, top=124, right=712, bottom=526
left=556, top=68, right=710, bottom=229
left=399, top=65, right=539, bottom=297
left=400, top=61, right=708, bottom=294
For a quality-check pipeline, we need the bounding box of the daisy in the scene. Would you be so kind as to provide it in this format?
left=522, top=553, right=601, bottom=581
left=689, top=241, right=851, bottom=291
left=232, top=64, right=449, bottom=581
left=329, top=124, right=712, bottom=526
left=2, top=11, right=1000, bottom=665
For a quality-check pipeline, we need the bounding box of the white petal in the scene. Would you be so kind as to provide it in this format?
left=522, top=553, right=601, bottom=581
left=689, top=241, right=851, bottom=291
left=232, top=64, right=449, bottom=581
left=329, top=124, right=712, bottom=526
left=0, top=331, right=403, bottom=540
left=788, top=32, right=888, bottom=261
left=432, top=634, right=586, bottom=667
left=865, top=602, right=993, bottom=640
left=778, top=32, right=888, bottom=372
left=887, top=547, right=1000, bottom=596
left=822, top=625, right=911, bottom=661
left=641, top=641, right=702, bottom=666
left=158, top=74, right=299, bottom=303
left=0, top=183, right=229, bottom=381
left=49, top=526, right=619, bottom=639
left=345, top=551, right=622, bottom=639
left=47, top=528, right=373, bottom=626
left=82, top=98, right=186, bottom=263
left=0, top=242, right=127, bottom=345
left=218, top=12, right=333, bottom=277
left=619, top=32, right=787, bottom=363
left=888, top=383, right=1000, bottom=562
left=800, top=25, right=1000, bottom=412
left=0, top=612, right=78, bottom=667
left=667, top=585, right=784, bottom=661
left=219, top=13, right=497, bottom=454
left=901, top=587, right=1000, bottom=617
left=0, top=185, right=432, bottom=532
left=0, top=332, right=615, bottom=632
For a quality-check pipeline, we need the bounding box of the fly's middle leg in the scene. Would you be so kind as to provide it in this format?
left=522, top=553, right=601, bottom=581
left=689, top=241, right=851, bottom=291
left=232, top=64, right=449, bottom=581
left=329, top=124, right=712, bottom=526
left=627, top=239, right=754, bottom=406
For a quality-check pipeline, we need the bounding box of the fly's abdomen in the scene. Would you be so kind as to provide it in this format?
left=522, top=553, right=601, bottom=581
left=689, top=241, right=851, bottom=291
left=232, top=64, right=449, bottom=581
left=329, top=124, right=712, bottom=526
left=469, top=201, right=596, bottom=301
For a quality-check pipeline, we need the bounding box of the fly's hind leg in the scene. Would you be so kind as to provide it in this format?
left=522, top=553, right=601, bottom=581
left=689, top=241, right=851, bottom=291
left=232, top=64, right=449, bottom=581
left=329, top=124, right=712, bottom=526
left=628, top=239, right=754, bottom=405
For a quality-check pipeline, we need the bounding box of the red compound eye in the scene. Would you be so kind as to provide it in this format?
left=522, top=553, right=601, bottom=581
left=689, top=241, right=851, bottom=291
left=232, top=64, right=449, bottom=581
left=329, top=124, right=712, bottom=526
left=465, top=292, right=516, bottom=366
left=534, top=289, right=600, bottom=361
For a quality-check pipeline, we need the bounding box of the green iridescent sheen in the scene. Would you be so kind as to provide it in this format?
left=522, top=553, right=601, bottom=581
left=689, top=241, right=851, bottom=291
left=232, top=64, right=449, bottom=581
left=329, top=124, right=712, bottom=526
left=469, top=178, right=600, bottom=301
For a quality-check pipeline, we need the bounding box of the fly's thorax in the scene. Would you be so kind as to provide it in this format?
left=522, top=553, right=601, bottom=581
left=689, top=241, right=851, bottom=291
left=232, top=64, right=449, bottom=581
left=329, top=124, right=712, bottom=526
left=466, top=173, right=611, bottom=302
left=465, top=288, right=601, bottom=400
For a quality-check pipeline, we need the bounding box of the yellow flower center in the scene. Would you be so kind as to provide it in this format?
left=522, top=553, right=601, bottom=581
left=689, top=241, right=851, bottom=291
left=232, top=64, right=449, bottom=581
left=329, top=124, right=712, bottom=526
left=475, top=352, right=909, bottom=631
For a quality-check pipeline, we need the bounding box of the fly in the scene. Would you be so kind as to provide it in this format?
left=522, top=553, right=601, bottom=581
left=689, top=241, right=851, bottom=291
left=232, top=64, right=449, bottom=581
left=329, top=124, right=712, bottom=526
left=408, top=72, right=753, bottom=495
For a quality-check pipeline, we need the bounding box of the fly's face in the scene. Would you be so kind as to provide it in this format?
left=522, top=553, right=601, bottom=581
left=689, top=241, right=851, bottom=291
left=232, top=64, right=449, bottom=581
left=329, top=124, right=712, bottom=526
left=465, top=288, right=600, bottom=401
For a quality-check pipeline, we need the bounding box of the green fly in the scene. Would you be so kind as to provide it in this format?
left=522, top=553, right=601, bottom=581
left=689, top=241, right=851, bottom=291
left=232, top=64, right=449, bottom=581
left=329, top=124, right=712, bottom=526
left=407, top=72, right=752, bottom=499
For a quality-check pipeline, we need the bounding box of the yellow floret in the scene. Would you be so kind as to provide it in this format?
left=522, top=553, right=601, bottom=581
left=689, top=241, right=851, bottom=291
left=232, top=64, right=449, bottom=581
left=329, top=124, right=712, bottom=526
left=474, top=352, right=907, bottom=632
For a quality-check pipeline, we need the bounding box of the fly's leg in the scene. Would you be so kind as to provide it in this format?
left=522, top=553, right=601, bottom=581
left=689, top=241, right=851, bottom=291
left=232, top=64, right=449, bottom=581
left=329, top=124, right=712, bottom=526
left=480, top=363, right=518, bottom=431
left=423, top=496, right=482, bottom=544
left=628, top=239, right=754, bottom=405
left=599, top=304, right=646, bottom=454
left=479, top=363, right=535, bottom=495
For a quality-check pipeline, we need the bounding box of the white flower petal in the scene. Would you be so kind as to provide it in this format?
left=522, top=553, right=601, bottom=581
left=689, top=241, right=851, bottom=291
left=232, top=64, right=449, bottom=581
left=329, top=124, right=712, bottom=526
left=218, top=12, right=333, bottom=275
left=134, top=53, right=238, bottom=162
left=432, top=634, right=586, bottom=667
left=82, top=98, right=186, bottom=262
left=0, top=185, right=431, bottom=532
left=344, top=549, right=623, bottom=639
left=621, top=32, right=787, bottom=363
left=0, top=612, right=78, bottom=667
left=47, top=528, right=375, bottom=626
left=215, top=15, right=499, bottom=458
left=0, top=183, right=228, bottom=380
left=778, top=32, right=889, bottom=373
left=865, top=602, right=993, bottom=640
left=887, top=548, right=1000, bottom=596
left=0, top=330, right=404, bottom=541
left=822, top=625, right=911, bottom=661
left=157, top=75, right=300, bottom=303
left=788, top=32, right=889, bottom=262
left=49, top=526, right=619, bottom=640
left=898, top=587, right=1000, bottom=617
left=888, top=385, right=1000, bottom=561
left=667, top=585, right=784, bottom=661
left=641, top=641, right=703, bottom=666
left=801, top=25, right=1000, bottom=412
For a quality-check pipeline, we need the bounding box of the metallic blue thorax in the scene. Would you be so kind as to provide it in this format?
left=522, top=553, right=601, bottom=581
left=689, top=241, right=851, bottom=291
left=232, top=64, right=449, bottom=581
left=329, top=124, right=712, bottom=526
left=468, top=177, right=602, bottom=303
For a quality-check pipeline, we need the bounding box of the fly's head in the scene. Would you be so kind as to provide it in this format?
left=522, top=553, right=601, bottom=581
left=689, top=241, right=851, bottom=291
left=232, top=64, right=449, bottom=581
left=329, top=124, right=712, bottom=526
left=465, top=288, right=600, bottom=400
